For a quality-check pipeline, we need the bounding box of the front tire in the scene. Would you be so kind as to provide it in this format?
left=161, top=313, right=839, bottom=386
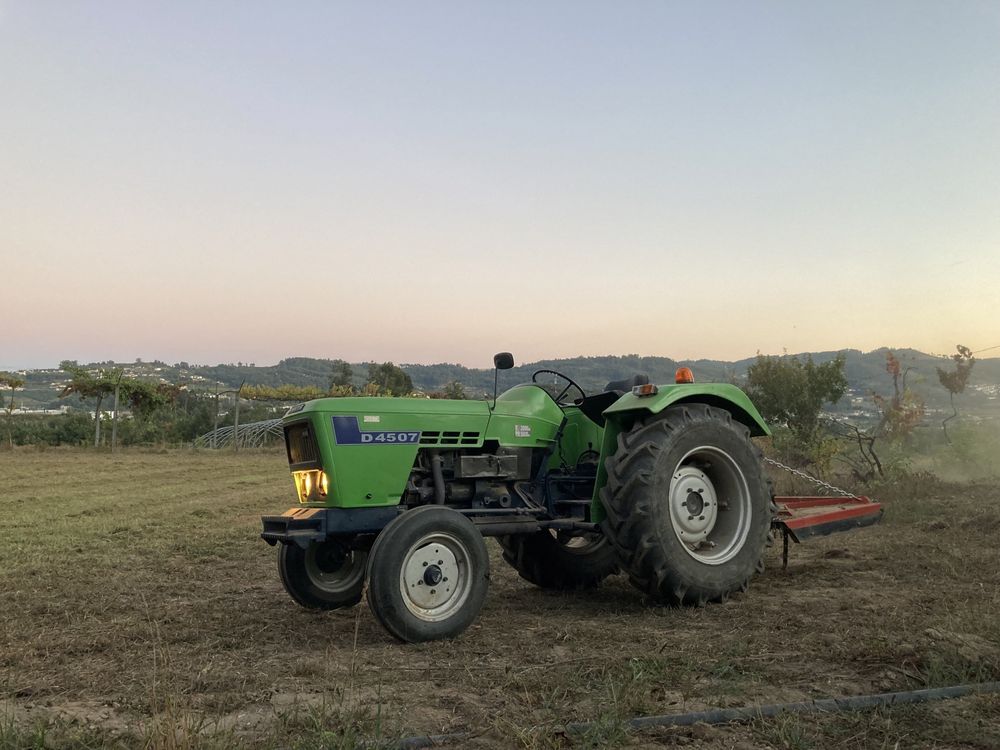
left=278, top=540, right=367, bottom=610
left=600, top=405, right=771, bottom=606
left=498, top=530, right=618, bottom=590
left=366, top=506, right=490, bottom=643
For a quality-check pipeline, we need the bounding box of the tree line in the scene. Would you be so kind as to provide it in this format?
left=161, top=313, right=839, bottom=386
left=0, top=360, right=467, bottom=448
left=0, top=348, right=978, bottom=459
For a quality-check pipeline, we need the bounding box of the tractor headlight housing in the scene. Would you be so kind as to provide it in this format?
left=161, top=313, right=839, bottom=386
left=292, top=469, right=329, bottom=503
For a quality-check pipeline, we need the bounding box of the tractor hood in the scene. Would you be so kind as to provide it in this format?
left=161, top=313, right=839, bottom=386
left=284, top=397, right=492, bottom=450
left=281, top=397, right=493, bottom=508
left=286, top=397, right=491, bottom=419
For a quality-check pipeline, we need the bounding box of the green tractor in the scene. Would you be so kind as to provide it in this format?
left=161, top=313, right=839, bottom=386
left=262, top=353, right=775, bottom=643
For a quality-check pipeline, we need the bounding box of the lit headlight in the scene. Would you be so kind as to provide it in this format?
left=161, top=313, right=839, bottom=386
left=292, top=470, right=329, bottom=503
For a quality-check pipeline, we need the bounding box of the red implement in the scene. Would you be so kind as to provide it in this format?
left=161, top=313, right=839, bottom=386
left=772, top=495, right=883, bottom=567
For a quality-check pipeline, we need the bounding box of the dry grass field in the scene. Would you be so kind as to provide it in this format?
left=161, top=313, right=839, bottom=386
left=1, top=448, right=999, bottom=749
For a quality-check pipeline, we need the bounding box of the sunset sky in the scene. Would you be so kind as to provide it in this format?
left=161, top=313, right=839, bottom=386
left=2, top=1, right=998, bottom=369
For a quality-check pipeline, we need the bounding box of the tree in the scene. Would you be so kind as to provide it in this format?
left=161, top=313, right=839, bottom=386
left=329, top=360, right=354, bottom=391
left=0, top=372, right=25, bottom=449
left=745, top=353, right=848, bottom=444
left=366, top=362, right=413, bottom=396
left=59, top=361, right=119, bottom=447
left=872, top=351, right=925, bottom=441
left=442, top=380, right=467, bottom=400
left=744, top=353, right=847, bottom=471
left=936, top=344, right=975, bottom=444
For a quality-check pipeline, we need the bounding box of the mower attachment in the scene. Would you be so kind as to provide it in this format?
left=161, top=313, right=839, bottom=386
left=772, top=496, right=883, bottom=568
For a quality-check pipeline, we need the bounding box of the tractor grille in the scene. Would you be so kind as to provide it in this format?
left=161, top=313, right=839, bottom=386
left=285, top=422, right=319, bottom=469
left=419, top=430, right=480, bottom=447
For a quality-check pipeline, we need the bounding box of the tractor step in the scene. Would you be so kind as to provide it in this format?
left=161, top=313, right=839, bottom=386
left=772, top=495, right=883, bottom=568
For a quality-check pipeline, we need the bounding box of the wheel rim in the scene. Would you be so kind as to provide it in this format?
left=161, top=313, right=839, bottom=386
left=550, top=529, right=606, bottom=554
left=398, top=532, right=473, bottom=622
left=667, top=446, right=752, bottom=565
left=304, top=542, right=366, bottom=594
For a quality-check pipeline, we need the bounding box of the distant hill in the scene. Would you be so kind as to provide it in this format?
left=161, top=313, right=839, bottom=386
left=8, top=349, right=1000, bottom=418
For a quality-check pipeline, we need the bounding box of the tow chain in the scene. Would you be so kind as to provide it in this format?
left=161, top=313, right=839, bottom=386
left=762, top=456, right=860, bottom=500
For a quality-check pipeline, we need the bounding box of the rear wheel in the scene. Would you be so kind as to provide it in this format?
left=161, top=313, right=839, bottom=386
left=600, top=404, right=771, bottom=605
left=279, top=539, right=367, bottom=610
left=366, top=506, right=490, bottom=643
left=498, top=530, right=618, bottom=590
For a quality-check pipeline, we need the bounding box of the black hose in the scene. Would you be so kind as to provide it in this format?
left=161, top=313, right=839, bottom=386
left=429, top=451, right=445, bottom=505
left=567, top=681, right=1000, bottom=733
left=380, top=681, right=1000, bottom=749
left=396, top=731, right=470, bottom=749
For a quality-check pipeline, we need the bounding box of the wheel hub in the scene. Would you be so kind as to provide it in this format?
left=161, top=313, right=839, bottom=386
left=402, top=540, right=460, bottom=612
left=684, top=490, right=705, bottom=516
left=304, top=541, right=365, bottom=594
left=669, top=466, right=718, bottom=544
left=423, top=564, right=443, bottom=586
left=315, top=543, right=348, bottom=573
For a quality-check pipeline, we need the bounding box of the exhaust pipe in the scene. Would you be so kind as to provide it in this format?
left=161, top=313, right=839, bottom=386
left=429, top=450, right=445, bottom=505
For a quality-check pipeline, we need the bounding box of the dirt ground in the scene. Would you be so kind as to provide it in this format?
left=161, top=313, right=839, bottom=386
left=1, top=449, right=999, bottom=749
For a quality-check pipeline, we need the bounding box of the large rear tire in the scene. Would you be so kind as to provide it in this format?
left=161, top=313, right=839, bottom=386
left=366, top=506, right=490, bottom=643
left=599, top=404, right=771, bottom=606
left=279, top=539, right=367, bottom=610
left=498, top=530, right=618, bottom=590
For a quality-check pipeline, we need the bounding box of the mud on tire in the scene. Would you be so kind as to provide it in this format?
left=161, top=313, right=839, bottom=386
left=599, top=404, right=772, bottom=606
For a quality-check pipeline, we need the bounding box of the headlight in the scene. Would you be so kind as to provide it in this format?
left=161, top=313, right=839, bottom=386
left=292, top=470, right=329, bottom=502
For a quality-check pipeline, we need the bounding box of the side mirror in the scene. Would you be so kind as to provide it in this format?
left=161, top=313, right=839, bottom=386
left=493, top=352, right=515, bottom=370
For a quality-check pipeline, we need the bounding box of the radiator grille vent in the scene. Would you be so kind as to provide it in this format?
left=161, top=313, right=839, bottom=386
left=285, top=422, right=318, bottom=466
left=419, top=430, right=480, bottom=446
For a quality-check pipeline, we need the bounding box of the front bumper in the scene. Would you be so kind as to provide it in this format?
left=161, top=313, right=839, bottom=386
left=261, top=506, right=402, bottom=548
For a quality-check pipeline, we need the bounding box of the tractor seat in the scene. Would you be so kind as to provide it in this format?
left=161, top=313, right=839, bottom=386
left=603, top=374, right=650, bottom=394
left=576, top=374, right=651, bottom=426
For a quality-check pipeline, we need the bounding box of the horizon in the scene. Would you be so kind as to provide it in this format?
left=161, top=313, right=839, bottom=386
left=3, top=3, right=998, bottom=370
left=6, top=342, right=999, bottom=373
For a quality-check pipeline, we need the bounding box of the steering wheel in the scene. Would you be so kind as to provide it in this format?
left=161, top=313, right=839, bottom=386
left=531, top=369, right=586, bottom=405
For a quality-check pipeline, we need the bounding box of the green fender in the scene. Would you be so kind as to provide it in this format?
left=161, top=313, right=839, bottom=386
left=602, top=383, right=770, bottom=436
left=590, top=384, right=770, bottom=523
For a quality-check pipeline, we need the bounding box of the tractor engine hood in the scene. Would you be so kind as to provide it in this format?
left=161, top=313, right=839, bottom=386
left=284, top=397, right=492, bottom=448
left=281, top=397, right=493, bottom=508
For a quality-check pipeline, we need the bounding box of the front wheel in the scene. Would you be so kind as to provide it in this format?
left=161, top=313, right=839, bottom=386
left=278, top=539, right=367, bottom=610
left=600, top=404, right=772, bottom=606
left=366, top=506, right=490, bottom=643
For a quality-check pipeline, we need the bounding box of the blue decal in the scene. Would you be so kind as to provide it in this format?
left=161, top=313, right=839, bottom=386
left=332, top=416, right=420, bottom=445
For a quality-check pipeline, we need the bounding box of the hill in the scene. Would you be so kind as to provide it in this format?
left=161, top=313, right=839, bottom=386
left=6, top=349, right=999, bottom=418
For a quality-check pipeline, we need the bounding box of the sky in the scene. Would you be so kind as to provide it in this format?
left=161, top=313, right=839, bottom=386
left=2, top=1, right=998, bottom=370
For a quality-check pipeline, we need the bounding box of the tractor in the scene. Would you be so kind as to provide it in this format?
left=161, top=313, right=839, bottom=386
left=261, top=354, right=881, bottom=642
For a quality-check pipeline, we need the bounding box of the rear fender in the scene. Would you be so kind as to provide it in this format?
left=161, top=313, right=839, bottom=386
left=590, top=384, right=770, bottom=523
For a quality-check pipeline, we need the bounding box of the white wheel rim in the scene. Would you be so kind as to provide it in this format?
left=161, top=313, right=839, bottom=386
left=304, top=543, right=366, bottom=594
left=667, top=446, right=752, bottom=565
left=398, top=532, right=473, bottom=622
